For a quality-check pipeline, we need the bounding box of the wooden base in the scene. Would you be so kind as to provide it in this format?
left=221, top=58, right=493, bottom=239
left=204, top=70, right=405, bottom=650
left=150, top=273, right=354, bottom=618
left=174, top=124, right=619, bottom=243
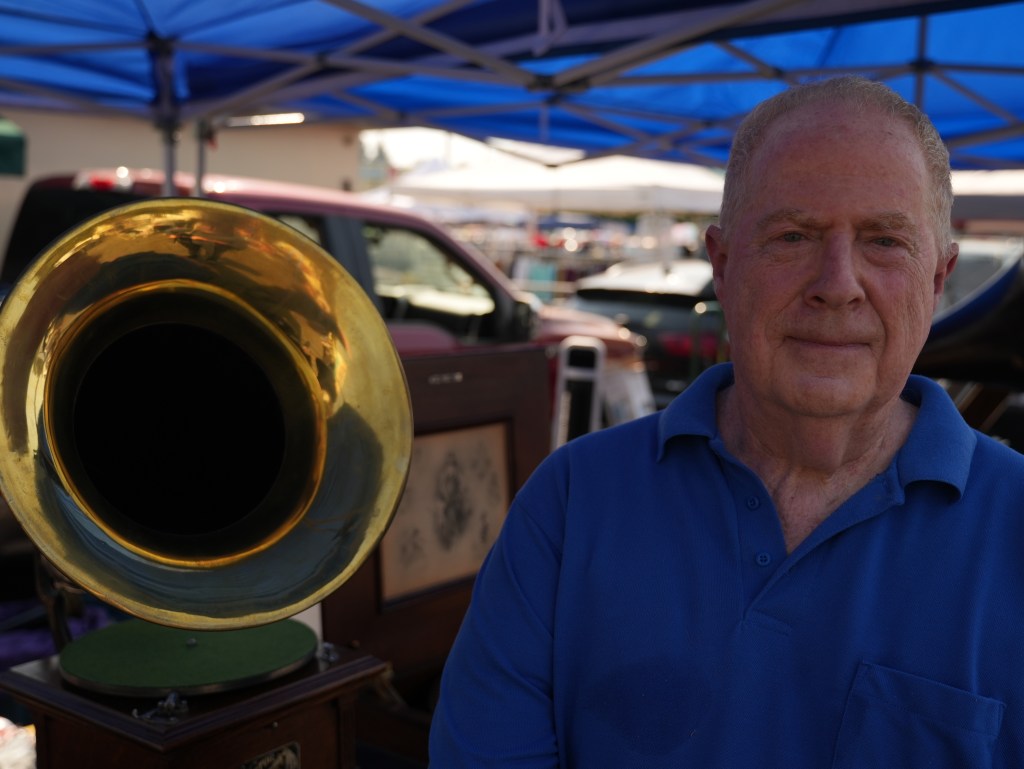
left=0, top=646, right=387, bottom=769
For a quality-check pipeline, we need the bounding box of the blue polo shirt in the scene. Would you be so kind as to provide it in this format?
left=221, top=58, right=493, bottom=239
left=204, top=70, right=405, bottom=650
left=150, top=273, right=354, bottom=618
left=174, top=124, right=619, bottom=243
left=430, top=363, right=1024, bottom=767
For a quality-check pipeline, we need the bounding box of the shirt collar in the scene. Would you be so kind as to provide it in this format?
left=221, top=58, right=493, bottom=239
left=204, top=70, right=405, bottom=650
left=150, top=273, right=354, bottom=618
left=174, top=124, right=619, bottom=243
left=896, top=375, right=975, bottom=498
left=657, top=363, right=974, bottom=497
left=656, top=362, right=732, bottom=458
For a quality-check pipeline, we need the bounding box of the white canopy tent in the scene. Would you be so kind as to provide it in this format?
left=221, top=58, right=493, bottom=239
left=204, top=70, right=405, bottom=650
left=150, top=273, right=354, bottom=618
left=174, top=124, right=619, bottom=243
left=375, top=154, right=726, bottom=217
left=385, top=158, right=1024, bottom=223
left=372, top=156, right=1024, bottom=235
left=952, top=170, right=1024, bottom=228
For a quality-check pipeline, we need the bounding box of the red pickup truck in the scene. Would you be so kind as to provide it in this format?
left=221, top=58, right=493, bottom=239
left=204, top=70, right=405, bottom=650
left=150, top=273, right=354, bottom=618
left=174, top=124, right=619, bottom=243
left=3, top=167, right=653, bottom=433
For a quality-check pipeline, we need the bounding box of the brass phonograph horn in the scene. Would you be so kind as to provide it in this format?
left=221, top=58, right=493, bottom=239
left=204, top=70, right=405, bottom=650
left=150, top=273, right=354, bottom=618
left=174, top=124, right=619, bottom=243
left=0, top=197, right=412, bottom=634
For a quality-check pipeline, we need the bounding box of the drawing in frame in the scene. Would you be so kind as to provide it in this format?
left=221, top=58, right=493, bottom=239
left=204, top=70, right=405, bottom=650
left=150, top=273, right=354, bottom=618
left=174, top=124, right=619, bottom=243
left=379, top=420, right=510, bottom=602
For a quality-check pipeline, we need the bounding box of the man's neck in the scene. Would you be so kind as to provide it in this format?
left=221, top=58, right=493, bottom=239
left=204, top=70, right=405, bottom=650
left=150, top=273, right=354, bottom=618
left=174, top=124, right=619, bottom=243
left=718, top=386, right=916, bottom=552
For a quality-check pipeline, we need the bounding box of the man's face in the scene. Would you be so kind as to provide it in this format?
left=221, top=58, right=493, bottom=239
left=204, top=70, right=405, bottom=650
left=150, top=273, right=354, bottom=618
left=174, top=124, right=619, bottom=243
left=706, top=101, right=957, bottom=421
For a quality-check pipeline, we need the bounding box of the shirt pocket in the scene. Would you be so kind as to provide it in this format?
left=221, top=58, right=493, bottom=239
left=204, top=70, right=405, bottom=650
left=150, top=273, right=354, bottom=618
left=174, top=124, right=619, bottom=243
left=832, top=661, right=1004, bottom=769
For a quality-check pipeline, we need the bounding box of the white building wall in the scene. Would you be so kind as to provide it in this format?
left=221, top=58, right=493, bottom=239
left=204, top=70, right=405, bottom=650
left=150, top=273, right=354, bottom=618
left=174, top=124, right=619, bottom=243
left=0, top=108, right=363, bottom=261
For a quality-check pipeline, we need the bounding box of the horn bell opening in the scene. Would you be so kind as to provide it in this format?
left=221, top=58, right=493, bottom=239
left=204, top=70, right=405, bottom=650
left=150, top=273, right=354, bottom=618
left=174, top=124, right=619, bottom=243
left=48, top=283, right=322, bottom=568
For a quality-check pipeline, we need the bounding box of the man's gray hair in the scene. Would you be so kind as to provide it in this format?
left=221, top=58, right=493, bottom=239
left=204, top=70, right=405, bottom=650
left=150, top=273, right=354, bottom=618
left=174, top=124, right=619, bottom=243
left=719, top=76, right=954, bottom=250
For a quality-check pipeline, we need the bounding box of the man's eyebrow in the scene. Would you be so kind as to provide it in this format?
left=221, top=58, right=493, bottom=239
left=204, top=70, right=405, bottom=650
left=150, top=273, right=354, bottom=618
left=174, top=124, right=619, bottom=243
left=753, top=209, right=920, bottom=235
left=858, top=212, right=918, bottom=233
left=754, top=208, right=817, bottom=230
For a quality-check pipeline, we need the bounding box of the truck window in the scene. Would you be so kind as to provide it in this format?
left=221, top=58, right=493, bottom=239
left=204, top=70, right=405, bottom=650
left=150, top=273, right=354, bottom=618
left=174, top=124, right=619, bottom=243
left=264, top=211, right=373, bottom=289
left=273, top=213, right=323, bottom=246
left=2, top=186, right=139, bottom=285
left=362, top=223, right=497, bottom=341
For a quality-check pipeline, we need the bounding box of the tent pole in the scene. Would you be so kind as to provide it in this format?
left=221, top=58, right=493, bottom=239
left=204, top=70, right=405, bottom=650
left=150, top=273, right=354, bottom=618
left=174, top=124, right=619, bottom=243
left=149, top=34, right=180, bottom=197
left=195, top=120, right=212, bottom=197
left=161, top=123, right=177, bottom=196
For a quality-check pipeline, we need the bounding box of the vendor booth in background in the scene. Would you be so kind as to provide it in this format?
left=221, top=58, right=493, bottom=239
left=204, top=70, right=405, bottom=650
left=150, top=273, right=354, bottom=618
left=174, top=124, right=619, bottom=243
left=370, top=153, right=722, bottom=303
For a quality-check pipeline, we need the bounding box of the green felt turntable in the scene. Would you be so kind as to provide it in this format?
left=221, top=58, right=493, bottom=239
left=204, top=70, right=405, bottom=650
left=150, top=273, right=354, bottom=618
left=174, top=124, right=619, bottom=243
left=58, top=618, right=319, bottom=697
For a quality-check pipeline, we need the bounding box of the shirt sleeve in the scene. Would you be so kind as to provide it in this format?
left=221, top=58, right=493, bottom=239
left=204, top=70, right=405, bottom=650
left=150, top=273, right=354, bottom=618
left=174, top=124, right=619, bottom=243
left=428, top=452, right=567, bottom=768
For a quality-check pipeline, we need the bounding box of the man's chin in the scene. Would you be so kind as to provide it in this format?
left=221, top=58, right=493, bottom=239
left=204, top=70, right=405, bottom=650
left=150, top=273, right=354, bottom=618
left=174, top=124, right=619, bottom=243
left=778, top=376, right=872, bottom=419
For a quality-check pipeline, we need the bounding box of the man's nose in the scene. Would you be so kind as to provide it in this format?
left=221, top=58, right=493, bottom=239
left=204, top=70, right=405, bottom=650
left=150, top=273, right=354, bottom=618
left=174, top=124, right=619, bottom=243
left=806, top=236, right=865, bottom=308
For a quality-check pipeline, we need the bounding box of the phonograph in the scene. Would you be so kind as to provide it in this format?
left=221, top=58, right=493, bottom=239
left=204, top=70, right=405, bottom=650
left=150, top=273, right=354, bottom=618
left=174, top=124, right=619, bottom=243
left=0, top=198, right=413, bottom=768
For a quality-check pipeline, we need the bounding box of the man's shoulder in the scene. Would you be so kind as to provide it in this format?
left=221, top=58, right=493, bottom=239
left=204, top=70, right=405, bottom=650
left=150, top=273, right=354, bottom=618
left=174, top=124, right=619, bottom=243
left=561, top=410, right=663, bottom=460
left=948, top=431, right=1024, bottom=523
left=972, top=430, right=1024, bottom=475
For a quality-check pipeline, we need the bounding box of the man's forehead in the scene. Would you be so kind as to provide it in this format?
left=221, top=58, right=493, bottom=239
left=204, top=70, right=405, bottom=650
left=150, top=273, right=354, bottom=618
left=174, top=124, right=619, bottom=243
left=761, top=99, right=915, bottom=152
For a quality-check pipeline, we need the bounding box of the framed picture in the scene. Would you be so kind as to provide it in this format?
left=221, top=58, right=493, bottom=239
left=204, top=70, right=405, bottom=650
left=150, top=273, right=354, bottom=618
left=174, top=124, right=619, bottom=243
left=320, top=343, right=551, bottom=677
left=379, top=420, right=511, bottom=602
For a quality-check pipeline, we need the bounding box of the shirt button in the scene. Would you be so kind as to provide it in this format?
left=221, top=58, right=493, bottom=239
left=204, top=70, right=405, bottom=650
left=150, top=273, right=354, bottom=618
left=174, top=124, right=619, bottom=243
left=746, top=496, right=761, bottom=510
left=755, top=552, right=772, bottom=567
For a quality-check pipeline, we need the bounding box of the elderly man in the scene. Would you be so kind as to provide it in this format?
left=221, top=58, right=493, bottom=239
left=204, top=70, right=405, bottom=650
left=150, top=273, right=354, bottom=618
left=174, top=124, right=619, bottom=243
left=429, top=76, right=1024, bottom=767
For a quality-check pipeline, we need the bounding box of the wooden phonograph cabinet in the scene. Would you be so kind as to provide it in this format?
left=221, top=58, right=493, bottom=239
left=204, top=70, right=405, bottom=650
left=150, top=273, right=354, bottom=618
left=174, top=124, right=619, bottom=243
left=1, top=647, right=387, bottom=769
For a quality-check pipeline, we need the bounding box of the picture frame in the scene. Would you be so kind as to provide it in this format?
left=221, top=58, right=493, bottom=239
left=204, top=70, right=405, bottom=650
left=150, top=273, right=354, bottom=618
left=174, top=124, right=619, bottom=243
left=378, top=419, right=511, bottom=603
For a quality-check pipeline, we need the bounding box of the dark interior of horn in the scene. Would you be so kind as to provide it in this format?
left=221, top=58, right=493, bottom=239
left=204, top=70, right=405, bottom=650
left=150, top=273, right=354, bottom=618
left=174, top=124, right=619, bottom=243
left=46, top=289, right=322, bottom=564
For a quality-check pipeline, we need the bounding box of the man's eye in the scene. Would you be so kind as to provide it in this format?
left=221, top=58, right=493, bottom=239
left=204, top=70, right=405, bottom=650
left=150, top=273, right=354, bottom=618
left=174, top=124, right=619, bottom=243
left=780, top=232, right=804, bottom=243
left=873, top=236, right=899, bottom=247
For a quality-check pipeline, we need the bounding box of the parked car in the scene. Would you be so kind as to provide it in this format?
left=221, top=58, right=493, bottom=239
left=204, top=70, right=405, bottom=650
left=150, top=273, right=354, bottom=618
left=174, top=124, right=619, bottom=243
left=1, top=167, right=652, bottom=430
left=564, top=258, right=727, bottom=409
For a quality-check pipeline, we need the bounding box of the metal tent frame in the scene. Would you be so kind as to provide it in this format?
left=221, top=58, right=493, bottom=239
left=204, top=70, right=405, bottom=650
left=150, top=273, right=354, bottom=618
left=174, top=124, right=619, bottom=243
left=0, top=0, right=1022, bottom=176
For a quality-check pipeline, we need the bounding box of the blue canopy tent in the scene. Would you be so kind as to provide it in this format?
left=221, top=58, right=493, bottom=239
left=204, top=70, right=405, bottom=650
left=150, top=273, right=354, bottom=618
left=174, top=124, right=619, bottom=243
left=0, top=0, right=1022, bottom=174
left=1, top=0, right=1023, bottom=408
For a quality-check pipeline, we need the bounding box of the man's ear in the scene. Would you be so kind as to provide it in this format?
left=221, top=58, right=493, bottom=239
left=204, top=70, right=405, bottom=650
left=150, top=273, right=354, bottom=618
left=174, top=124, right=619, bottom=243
left=934, top=241, right=959, bottom=308
left=705, top=223, right=727, bottom=299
